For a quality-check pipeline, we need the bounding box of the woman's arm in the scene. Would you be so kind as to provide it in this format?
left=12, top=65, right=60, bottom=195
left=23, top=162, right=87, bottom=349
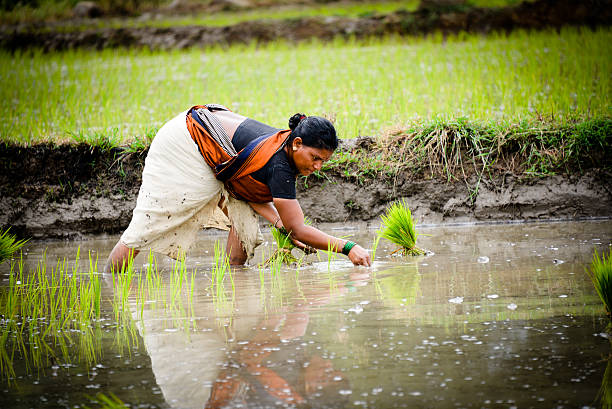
left=249, top=201, right=312, bottom=252
left=248, top=201, right=279, bottom=225
left=273, top=198, right=371, bottom=267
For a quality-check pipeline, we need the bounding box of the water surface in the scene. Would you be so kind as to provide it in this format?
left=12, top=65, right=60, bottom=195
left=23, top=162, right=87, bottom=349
left=1, top=220, right=611, bottom=408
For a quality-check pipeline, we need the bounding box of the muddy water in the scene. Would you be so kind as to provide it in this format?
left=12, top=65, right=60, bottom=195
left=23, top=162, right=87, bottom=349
left=1, top=220, right=611, bottom=408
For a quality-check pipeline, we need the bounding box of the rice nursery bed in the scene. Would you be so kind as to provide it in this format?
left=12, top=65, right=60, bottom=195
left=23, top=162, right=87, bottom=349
left=1, top=219, right=611, bottom=408
left=0, top=26, right=609, bottom=145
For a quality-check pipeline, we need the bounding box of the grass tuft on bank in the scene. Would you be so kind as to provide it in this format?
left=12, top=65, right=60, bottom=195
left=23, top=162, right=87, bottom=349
left=322, top=117, right=611, bottom=187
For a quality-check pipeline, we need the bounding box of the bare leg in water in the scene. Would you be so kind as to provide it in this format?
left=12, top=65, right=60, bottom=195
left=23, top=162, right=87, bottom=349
left=105, top=241, right=140, bottom=274
left=219, top=196, right=248, bottom=266
left=226, top=225, right=247, bottom=265
left=105, top=198, right=248, bottom=271
left=105, top=232, right=244, bottom=271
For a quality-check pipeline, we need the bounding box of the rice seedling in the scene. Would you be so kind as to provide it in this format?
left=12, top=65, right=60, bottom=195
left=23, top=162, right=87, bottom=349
left=0, top=249, right=106, bottom=382
left=208, top=241, right=236, bottom=318
left=210, top=241, right=233, bottom=295
left=164, top=253, right=201, bottom=335
left=111, top=254, right=136, bottom=324
left=371, top=234, right=382, bottom=262
left=116, top=250, right=201, bottom=336
left=269, top=256, right=287, bottom=310
left=0, top=246, right=207, bottom=383
left=318, top=240, right=341, bottom=294
left=586, top=249, right=612, bottom=324
left=378, top=199, right=425, bottom=256
left=112, top=315, right=140, bottom=358
left=269, top=226, right=299, bottom=265
left=0, top=228, right=28, bottom=263
left=169, top=251, right=188, bottom=309
left=264, top=217, right=315, bottom=266
left=324, top=239, right=339, bottom=271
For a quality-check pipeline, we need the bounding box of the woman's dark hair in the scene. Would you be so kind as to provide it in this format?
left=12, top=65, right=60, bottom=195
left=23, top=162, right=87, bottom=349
left=287, top=113, right=338, bottom=151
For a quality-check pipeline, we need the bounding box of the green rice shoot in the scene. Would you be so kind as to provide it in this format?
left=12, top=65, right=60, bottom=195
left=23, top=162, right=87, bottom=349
left=269, top=227, right=298, bottom=265
left=587, top=248, right=612, bottom=324
left=0, top=228, right=28, bottom=264
left=0, top=249, right=104, bottom=381
left=378, top=199, right=425, bottom=256
left=266, top=217, right=313, bottom=265
left=210, top=241, right=235, bottom=312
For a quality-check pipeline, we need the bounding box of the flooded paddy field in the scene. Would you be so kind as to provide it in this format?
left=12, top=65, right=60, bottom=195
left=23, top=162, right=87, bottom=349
left=1, top=220, right=611, bottom=408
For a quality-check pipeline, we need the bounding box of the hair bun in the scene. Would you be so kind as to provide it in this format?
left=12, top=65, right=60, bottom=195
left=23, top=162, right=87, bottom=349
left=288, top=113, right=307, bottom=131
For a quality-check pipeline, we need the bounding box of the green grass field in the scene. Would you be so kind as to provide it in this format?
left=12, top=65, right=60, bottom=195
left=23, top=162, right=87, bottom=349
left=1, top=26, right=609, bottom=145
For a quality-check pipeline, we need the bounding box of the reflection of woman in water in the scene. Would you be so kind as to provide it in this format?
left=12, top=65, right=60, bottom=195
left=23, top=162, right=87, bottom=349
left=204, top=274, right=369, bottom=408
left=106, top=104, right=371, bottom=272
left=205, top=312, right=350, bottom=408
left=130, top=266, right=369, bottom=408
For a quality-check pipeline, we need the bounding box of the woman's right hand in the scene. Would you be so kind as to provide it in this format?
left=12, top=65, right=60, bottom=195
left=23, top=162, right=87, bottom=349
left=348, top=244, right=372, bottom=267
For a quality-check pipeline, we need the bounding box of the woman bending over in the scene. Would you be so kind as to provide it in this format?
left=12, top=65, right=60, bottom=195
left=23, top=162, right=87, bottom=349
left=105, top=104, right=371, bottom=272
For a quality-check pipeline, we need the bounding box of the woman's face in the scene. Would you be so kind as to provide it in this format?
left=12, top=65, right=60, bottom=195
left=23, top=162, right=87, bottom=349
left=290, top=138, right=334, bottom=176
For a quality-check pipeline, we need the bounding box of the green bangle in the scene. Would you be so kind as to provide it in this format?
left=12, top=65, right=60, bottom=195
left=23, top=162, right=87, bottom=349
left=342, top=240, right=356, bottom=256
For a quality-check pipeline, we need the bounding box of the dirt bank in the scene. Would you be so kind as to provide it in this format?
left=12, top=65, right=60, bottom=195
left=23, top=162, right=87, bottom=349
left=1, top=0, right=610, bottom=51
left=1, top=141, right=610, bottom=240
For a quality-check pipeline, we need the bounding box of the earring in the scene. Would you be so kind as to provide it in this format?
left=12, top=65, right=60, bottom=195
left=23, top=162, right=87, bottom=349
left=293, top=147, right=297, bottom=151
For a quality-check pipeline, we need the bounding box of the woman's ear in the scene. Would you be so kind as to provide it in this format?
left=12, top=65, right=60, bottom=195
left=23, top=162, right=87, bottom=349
left=292, top=137, right=303, bottom=151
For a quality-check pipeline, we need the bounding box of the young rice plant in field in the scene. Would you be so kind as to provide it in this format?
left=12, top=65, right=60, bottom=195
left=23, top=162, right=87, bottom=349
left=266, top=217, right=315, bottom=266
left=378, top=199, right=425, bottom=256
left=0, top=228, right=28, bottom=263
left=587, top=249, right=612, bottom=324
left=210, top=241, right=235, bottom=316
left=0, top=250, right=104, bottom=382
left=269, top=226, right=298, bottom=265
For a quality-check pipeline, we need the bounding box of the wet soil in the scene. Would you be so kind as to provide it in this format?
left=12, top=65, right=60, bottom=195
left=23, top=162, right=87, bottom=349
left=1, top=0, right=610, bottom=51
left=2, top=140, right=611, bottom=240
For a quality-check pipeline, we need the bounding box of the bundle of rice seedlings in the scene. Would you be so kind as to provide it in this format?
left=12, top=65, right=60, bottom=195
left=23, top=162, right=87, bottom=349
left=378, top=199, right=425, bottom=256
left=265, top=218, right=315, bottom=266
left=269, top=226, right=299, bottom=265
left=0, top=227, right=28, bottom=263
left=587, top=249, right=612, bottom=324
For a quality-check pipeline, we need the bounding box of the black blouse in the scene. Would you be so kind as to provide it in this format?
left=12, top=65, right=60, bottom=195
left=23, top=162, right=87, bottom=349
left=232, top=118, right=298, bottom=200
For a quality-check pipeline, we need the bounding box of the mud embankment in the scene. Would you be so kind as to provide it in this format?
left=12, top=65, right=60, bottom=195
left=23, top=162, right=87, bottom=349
left=1, top=0, right=610, bottom=51
left=1, top=142, right=611, bottom=240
